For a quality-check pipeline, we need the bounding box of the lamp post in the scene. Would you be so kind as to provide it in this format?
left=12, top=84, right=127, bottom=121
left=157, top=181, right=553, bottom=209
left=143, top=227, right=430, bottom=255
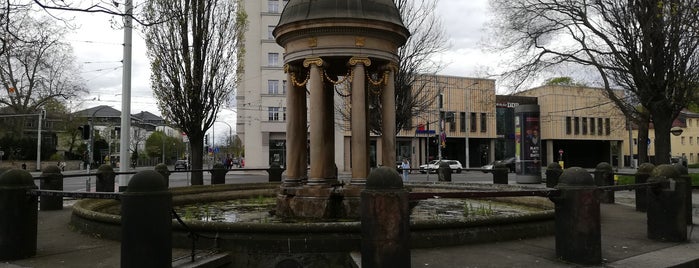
left=36, top=108, right=45, bottom=171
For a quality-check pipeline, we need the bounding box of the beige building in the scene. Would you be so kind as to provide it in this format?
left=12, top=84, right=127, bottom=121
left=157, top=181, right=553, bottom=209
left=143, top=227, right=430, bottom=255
left=515, top=85, right=628, bottom=167
left=625, top=110, right=699, bottom=165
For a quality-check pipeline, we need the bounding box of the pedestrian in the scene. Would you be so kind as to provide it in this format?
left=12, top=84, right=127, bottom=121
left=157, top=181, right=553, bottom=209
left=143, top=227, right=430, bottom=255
left=400, top=158, right=410, bottom=182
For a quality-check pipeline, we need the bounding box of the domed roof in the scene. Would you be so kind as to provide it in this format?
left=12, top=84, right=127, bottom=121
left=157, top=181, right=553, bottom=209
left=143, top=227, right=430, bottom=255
left=278, top=0, right=406, bottom=28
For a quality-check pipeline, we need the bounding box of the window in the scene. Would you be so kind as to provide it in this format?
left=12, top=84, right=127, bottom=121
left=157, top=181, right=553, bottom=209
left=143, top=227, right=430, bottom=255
left=470, top=112, right=476, bottom=132
left=691, top=137, right=694, bottom=145
left=268, top=53, right=279, bottom=66
left=282, top=80, right=287, bottom=94
left=589, top=118, right=596, bottom=135
left=268, top=107, right=280, bottom=121
left=565, top=117, right=571, bottom=134
left=682, top=136, right=686, bottom=145
left=447, top=112, right=455, bottom=132
left=582, top=117, right=588, bottom=135
left=459, top=112, right=466, bottom=132
left=605, top=118, right=611, bottom=135
left=283, top=107, right=287, bottom=121
left=268, top=26, right=275, bottom=39
left=598, top=118, right=603, bottom=135
left=574, top=117, right=580, bottom=135
left=268, top=0, right=278, bottom=13
left=633, top=138, right=637, bottom=145
left=267, top=80, right=279, bottom=94
left=480, top=113, right=487, bottom=132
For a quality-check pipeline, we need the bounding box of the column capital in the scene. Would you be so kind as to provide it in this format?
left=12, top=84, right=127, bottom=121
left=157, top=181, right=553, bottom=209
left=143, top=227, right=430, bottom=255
left=349, top=57, right=371, bottom=67
left=303, top=57, right=325, bottom=68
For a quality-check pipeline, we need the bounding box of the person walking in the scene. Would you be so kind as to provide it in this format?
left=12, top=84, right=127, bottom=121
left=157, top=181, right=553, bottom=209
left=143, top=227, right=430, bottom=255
left=400, top=158, right=410, bottom=182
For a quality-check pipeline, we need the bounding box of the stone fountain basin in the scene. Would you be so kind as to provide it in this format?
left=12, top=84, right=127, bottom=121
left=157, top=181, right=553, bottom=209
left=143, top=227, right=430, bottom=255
left=70, top=182, right=554, bottom=267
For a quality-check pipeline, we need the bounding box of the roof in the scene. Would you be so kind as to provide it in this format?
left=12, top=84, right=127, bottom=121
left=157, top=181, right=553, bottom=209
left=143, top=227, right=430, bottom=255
left=132, top=111, right=163, bottom=122
left=277, top=0, right=406, bottom=29
left=73, top=105, right=121, bottom=118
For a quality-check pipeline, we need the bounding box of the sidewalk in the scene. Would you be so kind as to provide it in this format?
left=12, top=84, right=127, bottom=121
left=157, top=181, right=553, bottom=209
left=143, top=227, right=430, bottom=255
left=2, top=180, right=699, bottom=267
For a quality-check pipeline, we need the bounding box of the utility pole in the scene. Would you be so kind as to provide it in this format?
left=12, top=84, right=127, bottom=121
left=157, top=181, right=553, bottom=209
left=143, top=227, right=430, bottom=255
left=119, top=0, right=133, bottom=190
left=438, top=93, right=443, bottom=160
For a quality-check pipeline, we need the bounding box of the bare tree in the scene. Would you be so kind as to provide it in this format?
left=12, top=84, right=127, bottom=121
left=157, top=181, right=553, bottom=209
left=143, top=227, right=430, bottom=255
left=143, top=0, right=245, bottom=185
left=489, top=0, right=699, bottom=165
left=0, top=7, right=85, bottom=137
left=338, top=0, right=448, bottom=135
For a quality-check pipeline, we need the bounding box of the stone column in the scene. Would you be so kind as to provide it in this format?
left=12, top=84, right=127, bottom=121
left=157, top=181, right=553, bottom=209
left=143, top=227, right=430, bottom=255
left=323, top=77, right=337, bottom=183
left=350, top=57, right=371, bottom=185
left=284, top=64, right=308, bottom=187
left=304, top=57, right=328, bottom=186
left=381, top=64, right=396, bottom=170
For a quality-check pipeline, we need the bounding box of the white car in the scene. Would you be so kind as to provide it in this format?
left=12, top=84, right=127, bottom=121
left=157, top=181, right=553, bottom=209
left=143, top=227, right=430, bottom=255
left=419, top=160, right=463, bottom=174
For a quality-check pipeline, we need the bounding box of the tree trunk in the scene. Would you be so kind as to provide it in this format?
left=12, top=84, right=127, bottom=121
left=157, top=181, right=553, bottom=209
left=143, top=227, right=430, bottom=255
left=651, top=110, right=673, bottom=165
left=189, top=133, right=204, bottom=185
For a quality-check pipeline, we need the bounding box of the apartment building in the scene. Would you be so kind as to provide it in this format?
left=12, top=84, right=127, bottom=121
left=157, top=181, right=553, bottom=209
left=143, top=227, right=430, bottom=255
left=625, top=110, right=699, bottom=166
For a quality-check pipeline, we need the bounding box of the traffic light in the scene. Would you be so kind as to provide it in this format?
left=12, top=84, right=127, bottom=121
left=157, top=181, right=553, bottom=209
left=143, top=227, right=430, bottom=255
left=205, top=134, right=209, bottom=145
left=80, top=125, right=90, bottom=140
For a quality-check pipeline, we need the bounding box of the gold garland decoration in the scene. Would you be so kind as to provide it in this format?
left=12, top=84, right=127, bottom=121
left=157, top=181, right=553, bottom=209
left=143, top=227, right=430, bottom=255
left=290, top=71, right=310, bottom=87
left=324, top=68, right=353, bottom=85
left=367, top=70, right=389, bottom=94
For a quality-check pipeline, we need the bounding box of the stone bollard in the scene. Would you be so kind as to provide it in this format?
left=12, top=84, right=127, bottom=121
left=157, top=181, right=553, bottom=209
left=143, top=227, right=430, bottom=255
left=545, top=162, right=562, bottom=188
left=154, top=163, right=171, bottom=188
left=437, top=162, right=451, bottom=182
left=593, top=162, right=614, bottom=203
left=673, top=164, right=693, bottom=225
left=551, top=167, right=601, bottom=265
left=40, top=165, right=63, bottom=210
left=121, top=170, right=172, bottom=267
left=0, top=169, right=38, bottom=260
left=96, top=164, right=115, bottom=192
left=361, top=167, right=410, bottom=268
left=634, top=163, right=655, bottom=212
left=492, top=162, right=508, bottom=184
left=268, top=162, right=283, bottom=182
left=647, top=164, right=687, bottom=242
left=210, top=163, right=227, bottom=184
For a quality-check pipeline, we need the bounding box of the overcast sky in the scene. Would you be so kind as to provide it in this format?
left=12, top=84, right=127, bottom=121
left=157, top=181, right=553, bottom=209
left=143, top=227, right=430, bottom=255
left=63, top=0, right=496, bottom=141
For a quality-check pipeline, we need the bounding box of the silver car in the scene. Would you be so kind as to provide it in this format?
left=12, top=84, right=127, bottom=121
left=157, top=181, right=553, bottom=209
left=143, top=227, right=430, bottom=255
left=419, top=159, right=463, bottom=174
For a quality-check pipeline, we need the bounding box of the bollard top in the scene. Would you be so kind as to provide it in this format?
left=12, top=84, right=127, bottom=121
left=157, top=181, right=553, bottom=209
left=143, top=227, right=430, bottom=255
left=673, top=163, right=688, bottom=175
left=213, top=163, right=225, bottom=169
left=154, top=163, right=170, bottom=176
left=595, top=162, right=613, bottom=172
left=97, top=164, right=114, bottom=173
left=42, top=165, right=61, bottom=174
left=126, top=170, right=167, bottom=192
left=546, top=162, right=562, bottom=170
left=557, top=167, right=595, bottom=187
left=366, top=167, right=403, bottom=189
left=0, top=169, right=36, bottom=187
left=651, top=164, right=680, bottom=179
left=637, top=162, right=655, bottom=174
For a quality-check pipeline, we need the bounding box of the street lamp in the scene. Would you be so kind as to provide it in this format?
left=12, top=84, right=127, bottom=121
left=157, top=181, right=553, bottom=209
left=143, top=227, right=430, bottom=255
left=670, top=126, right=683, bottom=136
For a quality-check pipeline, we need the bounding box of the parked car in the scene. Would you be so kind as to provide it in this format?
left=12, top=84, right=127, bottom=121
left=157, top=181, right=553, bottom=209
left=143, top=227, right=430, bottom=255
left=174, top=160, right=189, bottom=171
left=481, top=157, right=516, bottom=173
left=419, top=159, right=463, bottom=174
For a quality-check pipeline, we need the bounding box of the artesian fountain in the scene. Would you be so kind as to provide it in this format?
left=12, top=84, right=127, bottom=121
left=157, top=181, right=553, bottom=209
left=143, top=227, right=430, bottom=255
left=69, top=1, right=555, bottom=267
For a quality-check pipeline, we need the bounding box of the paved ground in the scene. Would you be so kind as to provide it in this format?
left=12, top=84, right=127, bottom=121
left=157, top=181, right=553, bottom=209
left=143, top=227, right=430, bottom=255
left=2, top=172, right=699, bottom=268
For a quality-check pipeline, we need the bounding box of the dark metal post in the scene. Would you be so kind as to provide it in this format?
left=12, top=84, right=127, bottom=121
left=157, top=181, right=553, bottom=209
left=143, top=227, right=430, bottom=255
left=95, top=164, right=115, bottom=192
left=154, top=163, right=171, bottom=188
left=40, top=165, right=63, bottom=210
left=492, top=163, right=508, bottom=184
left=647, top=164, right=687, bottom=242
left=634, top=163, right=655, bottom=212
left=551, top=167, right=601, bottom=265
left=361, top=167, right=410, bottom=268
left=0, top=169, right=38, bottom=260
left=268, top=162, right=283, bottom=182
left=545, top=162, right=562, bottom=188
left=593, top=162, right=614, bottom=203
left=210, top=163, right=227, bottom=184
left=437, top=162, right=451, bottom=182
left=121, top=170, right=172, bottom=267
